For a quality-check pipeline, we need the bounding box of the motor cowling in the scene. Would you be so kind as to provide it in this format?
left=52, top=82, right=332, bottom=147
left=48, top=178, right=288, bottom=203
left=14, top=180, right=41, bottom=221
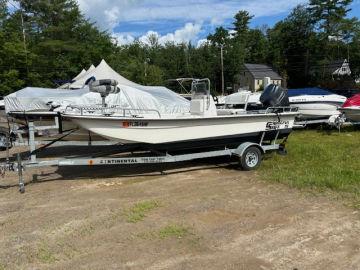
left=89, top=79, right=119, bottom=97
left=260, top=84, right=289, bottom=107
left=89, top=79, right=119, bottom=107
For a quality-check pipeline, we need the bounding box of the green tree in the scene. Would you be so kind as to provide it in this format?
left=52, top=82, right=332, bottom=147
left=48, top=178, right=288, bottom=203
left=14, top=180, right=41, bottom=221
left=232, top=10, right=254, bottom=38
left=308, top=0, right=353, bottom=36
left=0, top=0, right=116, bottom=94
left=0, top=1, right=28, bottom=95
left=207, top=27, right=230, bottom=46
left=267, top=5, right=316, bottom=87
left=246, top=29, right=268, bottom=63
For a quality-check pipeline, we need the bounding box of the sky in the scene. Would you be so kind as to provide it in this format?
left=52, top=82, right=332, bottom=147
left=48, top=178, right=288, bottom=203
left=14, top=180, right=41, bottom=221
left=10, top=0, right=360, bottom=46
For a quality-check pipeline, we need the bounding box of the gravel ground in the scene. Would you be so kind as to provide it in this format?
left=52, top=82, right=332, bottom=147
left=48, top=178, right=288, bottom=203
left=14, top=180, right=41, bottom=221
left=0, top=147, right=360, bottom=270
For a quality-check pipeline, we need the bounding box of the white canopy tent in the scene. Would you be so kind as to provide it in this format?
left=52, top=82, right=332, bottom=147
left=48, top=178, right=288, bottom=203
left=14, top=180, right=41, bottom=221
left=72, top=68, right=87, bottom=81
left=71, top=64, right=95, bottom=84
left=68, top=60, right=140, bottom=89
left=58, top=64, right=95, bottom=89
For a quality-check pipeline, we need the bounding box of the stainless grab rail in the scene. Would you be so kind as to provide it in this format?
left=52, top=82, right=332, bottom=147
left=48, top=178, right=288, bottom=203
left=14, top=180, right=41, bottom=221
left=64, top=105, right=162, bottom=118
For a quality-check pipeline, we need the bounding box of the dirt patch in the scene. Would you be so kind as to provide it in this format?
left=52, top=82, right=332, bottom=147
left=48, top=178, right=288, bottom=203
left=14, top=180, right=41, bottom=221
left=0, top=151, right=360, bottom=269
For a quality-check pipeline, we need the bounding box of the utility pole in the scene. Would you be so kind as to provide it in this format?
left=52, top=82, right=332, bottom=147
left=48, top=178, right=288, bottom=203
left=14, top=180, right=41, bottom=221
left=305, top=49, right=309, bottom=78
left=144, top=58, right=150, bottom=77
left=20, top=11, right=29, bottom=77
left=144, top=60, right=147, bottom=78
left=220, top=44, right=224, bottom=96
left=144, top=57, right=150, bottom=84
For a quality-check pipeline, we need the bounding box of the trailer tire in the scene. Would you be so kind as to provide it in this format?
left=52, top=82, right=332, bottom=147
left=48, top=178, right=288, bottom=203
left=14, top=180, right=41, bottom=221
left=240, top=146, right=262, bottom=171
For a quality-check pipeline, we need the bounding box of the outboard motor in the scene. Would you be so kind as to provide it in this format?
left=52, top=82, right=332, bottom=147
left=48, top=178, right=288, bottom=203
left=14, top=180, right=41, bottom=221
left=260, top=84, right=289, bottom=108
left=89, top=79, right=119, bottom=107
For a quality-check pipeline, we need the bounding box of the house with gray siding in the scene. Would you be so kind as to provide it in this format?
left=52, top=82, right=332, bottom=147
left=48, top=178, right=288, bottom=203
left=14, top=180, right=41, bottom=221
left=238, top=64, right=283, bottom=92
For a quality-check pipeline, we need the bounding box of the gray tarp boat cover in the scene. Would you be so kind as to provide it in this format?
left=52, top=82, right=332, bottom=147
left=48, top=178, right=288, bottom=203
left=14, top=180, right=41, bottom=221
left=4, top=60, right=190, bottom=114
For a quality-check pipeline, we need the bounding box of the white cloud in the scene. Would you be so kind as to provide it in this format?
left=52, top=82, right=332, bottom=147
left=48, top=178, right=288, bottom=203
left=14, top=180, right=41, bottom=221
left=158, top=22, right=202, bottom=44
left=112, top=32, right=135, bottom=45
left=76, top=0, right=308, bottom=31
left=139, top=30, right=160, bottom=44
left=76, top=0, right=312, bottom=46
left=115, top=22, right=202, bottom=46
left=77, top=0, right=140, bottom=30
left=196, top=38, right=209, bottom=48
left=104, top=7, right=121, bottom=29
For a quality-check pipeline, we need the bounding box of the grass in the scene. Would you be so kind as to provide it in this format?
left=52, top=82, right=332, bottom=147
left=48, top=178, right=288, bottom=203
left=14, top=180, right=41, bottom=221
left=37, top=245, right=57, bottom=264
left=158, top=224, right=189, bottom=239
left=125, top=200, right=159, bottom=223
left=260, top=128, right=360, bottom=204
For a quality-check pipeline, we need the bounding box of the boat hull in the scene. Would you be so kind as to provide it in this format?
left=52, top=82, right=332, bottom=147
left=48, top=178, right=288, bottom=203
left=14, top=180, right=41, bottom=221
left=290, top=103, right=342, bottom=120
left=65, top=113, right=296, bottom=145
left=339, top=107, right=360, bottom=122
left=7, top=111, right=103, bottom=141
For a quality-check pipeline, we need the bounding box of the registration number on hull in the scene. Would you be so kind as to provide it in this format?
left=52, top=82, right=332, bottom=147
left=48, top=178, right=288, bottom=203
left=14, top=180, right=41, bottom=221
left=122, top=121, right=149, bottom=128
left=266, top=121, right=290, bottom=130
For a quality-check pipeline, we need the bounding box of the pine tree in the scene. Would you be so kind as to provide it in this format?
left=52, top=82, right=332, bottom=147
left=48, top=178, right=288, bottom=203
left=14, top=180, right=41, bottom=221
left=308, top=0, right=353, bottom=36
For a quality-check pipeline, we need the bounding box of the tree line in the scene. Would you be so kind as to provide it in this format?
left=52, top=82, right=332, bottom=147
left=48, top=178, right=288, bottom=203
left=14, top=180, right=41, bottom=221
left=0, top=0, right=359, bottom=96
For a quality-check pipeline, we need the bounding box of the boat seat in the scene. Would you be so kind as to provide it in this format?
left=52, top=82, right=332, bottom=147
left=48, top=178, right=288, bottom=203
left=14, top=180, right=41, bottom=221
left=190, top=96, right=217, bottom=116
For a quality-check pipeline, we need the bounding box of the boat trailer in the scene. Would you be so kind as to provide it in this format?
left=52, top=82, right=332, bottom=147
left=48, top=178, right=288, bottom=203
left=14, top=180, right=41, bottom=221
left=1, top=121, right=287, bottom=193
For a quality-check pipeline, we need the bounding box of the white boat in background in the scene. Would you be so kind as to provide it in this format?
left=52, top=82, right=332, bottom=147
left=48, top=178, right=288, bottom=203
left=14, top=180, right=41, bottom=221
left=64, top=80, right=297, bottom=149
left=288, top=88, right=346, bottom=121
left=221, top=88, right=347, bottom=123
left=339, top=93, right=360, bottom=123
left=223, top=91, right=263, bottom=110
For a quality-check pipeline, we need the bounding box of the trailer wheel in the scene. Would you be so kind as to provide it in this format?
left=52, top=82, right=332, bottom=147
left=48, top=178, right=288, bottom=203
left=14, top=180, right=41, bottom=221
left=240, top=146, right=262, bottom=171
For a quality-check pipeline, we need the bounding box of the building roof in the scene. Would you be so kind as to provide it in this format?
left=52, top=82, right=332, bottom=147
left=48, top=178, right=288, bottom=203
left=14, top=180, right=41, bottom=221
left=327, top=59, right=351, bottom=75
left=244, top=64, right=282, bottom=80
left=327, top=60, right=345, bottom=73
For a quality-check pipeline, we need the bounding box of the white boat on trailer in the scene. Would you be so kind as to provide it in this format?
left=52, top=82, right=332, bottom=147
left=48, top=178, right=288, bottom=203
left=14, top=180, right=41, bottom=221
left=63, top=79, right=297, bottom=148
left=0, top=79, right=297, bottom=193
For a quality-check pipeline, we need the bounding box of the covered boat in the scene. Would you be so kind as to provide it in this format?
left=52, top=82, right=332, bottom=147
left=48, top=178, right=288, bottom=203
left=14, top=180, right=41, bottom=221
left=4, top=60, right=189, bottom=115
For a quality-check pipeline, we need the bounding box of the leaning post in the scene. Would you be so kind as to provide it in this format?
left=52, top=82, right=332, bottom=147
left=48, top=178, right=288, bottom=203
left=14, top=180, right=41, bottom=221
left=17, top=153, right=25, bottom=193
left=28, top=122, right=36, bottom=163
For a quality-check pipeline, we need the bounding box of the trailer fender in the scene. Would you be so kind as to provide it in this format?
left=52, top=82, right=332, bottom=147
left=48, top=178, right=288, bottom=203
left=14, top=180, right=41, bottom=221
left=232, top=142, right=264, bottom=157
